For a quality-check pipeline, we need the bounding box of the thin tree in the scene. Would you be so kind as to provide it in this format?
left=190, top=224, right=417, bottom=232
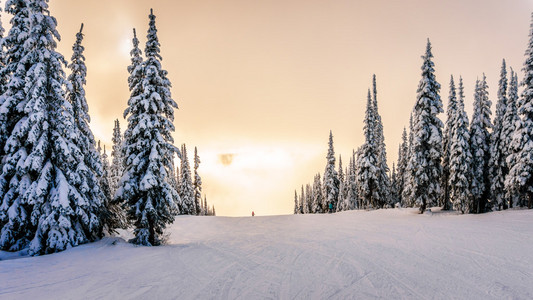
left=470, top=74, right=492, bottom=213
left=502, top=69, right=519, bottom=209
left=441, top=75, right=457, bottom=210
left=179, top=144, right=195, bottom=215
left=356, top=90, right=380, bottom=209
left=449, top=77, right=473, bottom=213
left=489, top=60, right=509, bottom=211
left=193, top=147, right=202, bottom=215
left=323, top=131, right=339, bottom=212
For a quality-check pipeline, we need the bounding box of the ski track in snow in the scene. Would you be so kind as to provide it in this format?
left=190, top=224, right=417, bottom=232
left=1, top=208, right=533, bottom=299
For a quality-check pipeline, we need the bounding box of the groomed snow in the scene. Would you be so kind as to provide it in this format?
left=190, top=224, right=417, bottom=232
left=1, top=208, right=533, bottom=299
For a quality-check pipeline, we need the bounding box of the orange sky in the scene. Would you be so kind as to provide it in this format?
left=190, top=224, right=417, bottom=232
left=16, top=0, right=533, bottom=216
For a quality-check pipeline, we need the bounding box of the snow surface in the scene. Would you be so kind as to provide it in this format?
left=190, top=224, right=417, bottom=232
left=1, top=208, right=533, bottom=299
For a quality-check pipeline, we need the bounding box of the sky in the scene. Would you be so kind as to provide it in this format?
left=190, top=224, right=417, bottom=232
left=14, top=0, right=533, bottom=216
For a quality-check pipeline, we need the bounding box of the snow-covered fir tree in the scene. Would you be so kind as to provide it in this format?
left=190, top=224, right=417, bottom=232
left=506, top=14, right=533, bottom=209
left=312, top=174, right=323, bottom=213
left=293, top=190, right=299, bottom=214
left=109, top=119, right=124, bottom=197
left=489, top=60, right=509, bottom=211
left=336, top=155, right=345, bottom=212
left=347, top=152, right=358, bottom=210
left=440, top=75, right=458, bottom=210
left=402, top=115, right=415, bottom=207
left=193, top=147, right=202, bottom=216
left=502, top=69, right=520, bottom=209
left=0, top=9, right=7, bottom=96
left=449, top=77, right=473, bottom=213
left=0, top=0, right=30, bottom=163
left=179, top=144, right=195, bottom=215
left=99, top=143, right=112, bottom=211
left=396, top=127, right=408, bottom=207
left=409, top=39, right=443, bottom=213
left=470, top=74, right=492, bottom=213
left=372, top=75, right=391, bottom=207
left=115, top=9, right=180, bottom=246
left=305, top=184, right=312, bottom=213
left=1, top=0, right=104, bottom=255
left=323, top=131, right=339, bottom=212
left=356, top=90, right=380, bottom=209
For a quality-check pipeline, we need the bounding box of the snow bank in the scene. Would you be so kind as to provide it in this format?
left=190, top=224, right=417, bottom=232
left=1, top=208, right=532, bottom=299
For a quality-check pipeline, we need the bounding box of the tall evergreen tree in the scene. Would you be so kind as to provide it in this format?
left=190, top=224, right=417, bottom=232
left=305, top=183, right=312, bottom=213
left=293, top=190, right=298, bottom=214
left=470, top=74, right=492, bottom=213
left=336, top=155, right=345, bottom=212
left=0, top=0, right=30, bottom=163
left=441, top=75, right=457, bottom=210
left=402, top=116, right=415, bottom=208
left=410, top=39, right=443, bottom=213
left=489, top=60, right=509, bottom=210
left=179, top=144, right=194, bottom=215
left=193, top=147, right=202, bottom=216
left=312, top=174, right=323, bottom=213
left=506, top=13, right=533, bottom=209
left=109, top=119, right=124, bottom=197
left=2, top=0, right=104, bottom=255
left=356, top=90, right=380, bottom=209
left=372, top=75, right=391, bottom=207
left=323, top=131, right=339, bottom=212
left=115, top=9, right=180, bottom=246
left=396, top=127, right=408, bottom=207
left=502, top=69, right=520, bottom=209
left=449, top=77, right=473, bottom=213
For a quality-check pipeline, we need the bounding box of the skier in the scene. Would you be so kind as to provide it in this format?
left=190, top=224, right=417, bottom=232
left=328, top=202, right=333, bottom=213
left=252, top=211, right=255, bottom=217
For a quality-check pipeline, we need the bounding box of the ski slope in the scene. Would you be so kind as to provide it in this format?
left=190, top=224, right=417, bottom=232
left=1, top=208, right=533, bottom=299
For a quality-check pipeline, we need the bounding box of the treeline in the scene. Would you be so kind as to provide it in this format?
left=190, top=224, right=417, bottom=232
left=0, top=2, right=210, bottom=256
left=295, top=15, right=533, bottom=214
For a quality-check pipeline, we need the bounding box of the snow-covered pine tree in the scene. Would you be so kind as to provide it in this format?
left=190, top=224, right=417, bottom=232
left=115, top=9, right=180, bottom=246
left=502, top=69, right=520, bottom=209
left=323, top=131, right=339, bottom=212
left=293, top=190, right=298, bottom=214
left=66, top=24, right=118, bottom=232
left=470, top=74, right=492, bottom=213
left=390, top=163, right=399, bottom=206
left=179, top=144, right=195, bottom=215
left=0, top=9, right=7, bottom=96
left=348, top=152, right=358, bottom=210
left=449, top=76, right=473, bottom=214
left=396, top=127, right=408, bottom=207
left=0, top=0, right=30, bottom=162
left=193, top=147, right=202, bottom=216
left=109, top=119, right=124, bottom=197
left=372, top=75, right=391, bottom=208
left=212, top=206, right=216, bottom=216
left=440, top=75, right=457, bottom=210
left=489, top=60, right=509, bottom=211
left=402, top=115, right=415, bottom=207
left=336, top=155, right=345, bottom=212
left=410, top=39, right=443, bottom=213
left=100, top=144, right=112, bottom=209
left=312, top=174, right=323, bottom=213
left=0, top=0, right=32, bottom=249
left=506, top=14, right=533, bottom=209
left=305, top=184, right=312, bottom=213
left=2, top=0, right=104, bottom=255
left=356, top=90, right=380, bottom=209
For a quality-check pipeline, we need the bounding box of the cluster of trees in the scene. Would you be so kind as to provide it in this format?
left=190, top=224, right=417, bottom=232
left=295, top=14, right=533, bottom=214
left=0, top=2, right=210, bottom=256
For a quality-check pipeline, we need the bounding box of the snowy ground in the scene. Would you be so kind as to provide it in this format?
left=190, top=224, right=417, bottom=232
left=1, top=208, right=533, bottom=299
